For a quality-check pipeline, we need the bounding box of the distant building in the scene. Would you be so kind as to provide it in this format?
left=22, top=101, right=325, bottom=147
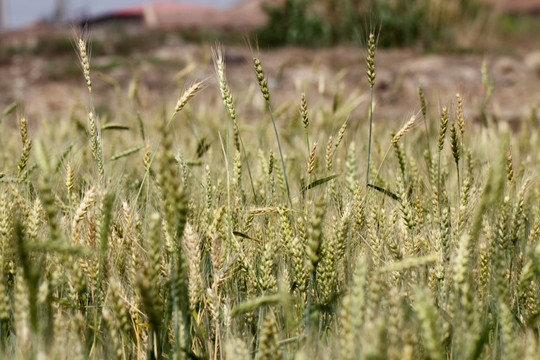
left=80, top=5, right=144, bottom=28
left=78, top=0, right=286, bottom=32
left=486, top=0, right=540, bottom=13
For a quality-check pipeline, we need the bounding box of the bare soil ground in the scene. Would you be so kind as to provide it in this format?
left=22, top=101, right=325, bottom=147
left=1, top=33, right=539, bottom=130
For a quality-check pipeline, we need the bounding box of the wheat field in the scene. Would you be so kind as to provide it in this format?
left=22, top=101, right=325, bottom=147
left=0, top=33, right=539, bottom=359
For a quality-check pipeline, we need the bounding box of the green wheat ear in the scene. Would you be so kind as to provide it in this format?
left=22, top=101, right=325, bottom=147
left=301, top=92, right=310, bottom=158
left=437, top=107, right=448, bottom=152
left=365, top=32, right=377, bottom=188
left=258, top=313, right=281, bottom=360
left=87, top=112, right=104, bottom=177
left=436, top=107, right=448, bottom=215
left=366, top=33, right=376, bottom=89
left=17, top=117, right=32, bottom=180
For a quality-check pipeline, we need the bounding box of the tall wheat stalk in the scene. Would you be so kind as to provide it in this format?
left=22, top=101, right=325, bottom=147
left=254, top=57, right=292, bottom=206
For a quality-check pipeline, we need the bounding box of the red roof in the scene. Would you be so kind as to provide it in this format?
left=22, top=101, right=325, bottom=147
left=110, top=6, right=144, bottom=17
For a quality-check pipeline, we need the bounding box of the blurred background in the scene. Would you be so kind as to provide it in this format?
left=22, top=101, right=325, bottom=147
left=0, top=0, right=539, bottom=47
left=1, top=0, right=243, bottom=30
left=0, top=0, right=539, bottom=127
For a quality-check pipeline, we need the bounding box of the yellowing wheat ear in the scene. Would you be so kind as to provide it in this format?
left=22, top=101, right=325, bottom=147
left=77, top=38, right=92, bottom=94
left=392, top=115, right=416, bottom=144
left=171, top=81, right=205, bottom=120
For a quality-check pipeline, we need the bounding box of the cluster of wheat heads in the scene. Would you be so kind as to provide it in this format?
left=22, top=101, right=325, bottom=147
left=0, top=34, right=540, bottom=359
